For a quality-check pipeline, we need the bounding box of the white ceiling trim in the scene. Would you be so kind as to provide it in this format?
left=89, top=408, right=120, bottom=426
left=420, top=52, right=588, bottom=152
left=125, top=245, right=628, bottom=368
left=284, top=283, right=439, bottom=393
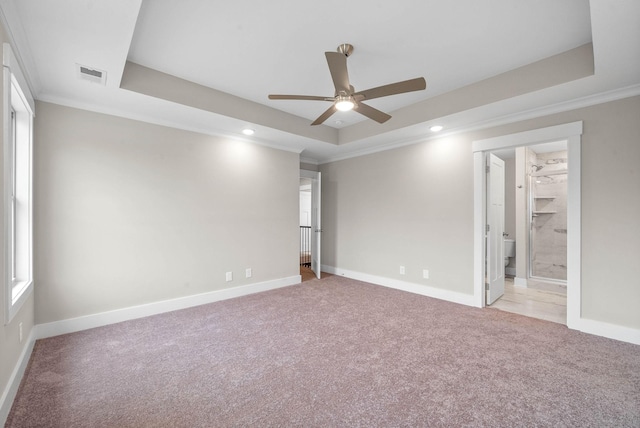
left=0, top=0, right=40, bottom=95
left=36, top=92, right=305, bottom=155
left=317, top=84, right=640, bottom=164
left=37, top=81, right=640, bottom=165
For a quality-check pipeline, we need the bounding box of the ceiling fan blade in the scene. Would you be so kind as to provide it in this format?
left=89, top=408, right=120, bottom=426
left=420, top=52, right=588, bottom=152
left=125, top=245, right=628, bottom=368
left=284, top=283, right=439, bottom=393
left=311, top=105, right=337, bottom=126
left=354, top=102, right=392, bottom=124
left=269, top=94, right=334, bottom=101
left=353, top=77, right=426, bottom=101
left=325, top=52, right=351, bottom=94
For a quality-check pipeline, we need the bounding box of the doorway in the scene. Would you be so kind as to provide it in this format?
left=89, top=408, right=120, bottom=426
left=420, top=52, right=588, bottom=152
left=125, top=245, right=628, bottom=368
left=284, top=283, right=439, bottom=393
left=300, top=170, right=321, bottom=280
left=487, top=141, right=568, bottom=324
left=472, top=122, right=582, bottom=329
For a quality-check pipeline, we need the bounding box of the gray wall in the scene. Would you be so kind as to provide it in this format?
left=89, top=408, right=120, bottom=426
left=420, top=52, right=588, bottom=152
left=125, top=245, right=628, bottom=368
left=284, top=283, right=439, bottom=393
left=320, top=95, right=640, bottom=330
left=321, top=134, right=474, bottom=294
left=0, top=27, right=36, bottom=415
left=300, top=162, right=319, bottom=172
left=34, top=102, right=300, bottom=324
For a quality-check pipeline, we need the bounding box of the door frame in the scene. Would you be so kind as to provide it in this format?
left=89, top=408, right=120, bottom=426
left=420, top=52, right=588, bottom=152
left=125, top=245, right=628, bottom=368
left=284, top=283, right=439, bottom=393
left=472, top=121, right=582, bottom=329
left=300, top=169, right=321, bottom=279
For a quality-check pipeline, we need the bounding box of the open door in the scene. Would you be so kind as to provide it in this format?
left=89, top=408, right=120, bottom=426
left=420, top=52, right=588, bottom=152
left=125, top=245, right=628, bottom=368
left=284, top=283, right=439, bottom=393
left=487, top=153, right=505, bottom=304
left=310, top=172, right=321, bottom=279
left=301, top=170, right=321, bottom=279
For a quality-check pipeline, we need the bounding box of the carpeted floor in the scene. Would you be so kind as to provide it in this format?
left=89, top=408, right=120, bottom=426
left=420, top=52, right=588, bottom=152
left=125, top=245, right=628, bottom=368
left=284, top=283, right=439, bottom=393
left=7, top=274, right=640, bottom=427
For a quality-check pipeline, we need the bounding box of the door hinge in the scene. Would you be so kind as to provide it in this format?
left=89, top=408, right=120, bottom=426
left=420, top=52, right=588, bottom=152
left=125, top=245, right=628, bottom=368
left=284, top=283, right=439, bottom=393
left=486, top=165, right=490, bottom=173
left=486, top=224, right=490, bottom=232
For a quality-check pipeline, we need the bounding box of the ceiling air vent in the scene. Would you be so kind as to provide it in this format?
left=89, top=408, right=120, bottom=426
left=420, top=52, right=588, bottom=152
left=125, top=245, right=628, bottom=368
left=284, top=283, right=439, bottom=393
left=76, top=64, right=107, bottom=85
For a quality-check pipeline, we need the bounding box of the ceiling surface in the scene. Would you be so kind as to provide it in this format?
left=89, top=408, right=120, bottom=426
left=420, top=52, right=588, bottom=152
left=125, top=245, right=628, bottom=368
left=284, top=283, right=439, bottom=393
left=1, top=0, right=639, bottom=163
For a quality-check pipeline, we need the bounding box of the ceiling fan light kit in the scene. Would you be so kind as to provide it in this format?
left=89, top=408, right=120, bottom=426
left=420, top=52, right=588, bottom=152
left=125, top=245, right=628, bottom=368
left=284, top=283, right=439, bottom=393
left=268, top=43, right=426, bottom=126
left=335, top=94, right=354, bottom=111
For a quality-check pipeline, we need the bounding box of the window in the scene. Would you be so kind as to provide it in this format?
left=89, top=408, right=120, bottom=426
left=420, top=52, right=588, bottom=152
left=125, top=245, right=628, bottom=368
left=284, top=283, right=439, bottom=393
left=4, top=43, right=34, bottom=324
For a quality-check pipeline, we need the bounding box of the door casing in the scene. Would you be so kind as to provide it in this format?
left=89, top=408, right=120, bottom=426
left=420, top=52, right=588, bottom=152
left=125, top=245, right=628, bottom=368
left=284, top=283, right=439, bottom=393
left=300, top=169, right=321, bottom=279
left=472, top=122, right=582, bottom=329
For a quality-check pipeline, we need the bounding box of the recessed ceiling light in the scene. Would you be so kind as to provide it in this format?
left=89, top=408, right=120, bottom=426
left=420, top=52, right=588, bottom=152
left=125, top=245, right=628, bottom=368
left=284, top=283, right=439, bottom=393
left=430, top=125, right=443, bottom=132
left=242, top=128, right=255, bottom=136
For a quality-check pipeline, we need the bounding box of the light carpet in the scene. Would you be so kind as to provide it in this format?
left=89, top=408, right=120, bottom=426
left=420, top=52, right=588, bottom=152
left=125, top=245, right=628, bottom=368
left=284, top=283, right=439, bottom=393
left=7, top=275, right=640, bottom=427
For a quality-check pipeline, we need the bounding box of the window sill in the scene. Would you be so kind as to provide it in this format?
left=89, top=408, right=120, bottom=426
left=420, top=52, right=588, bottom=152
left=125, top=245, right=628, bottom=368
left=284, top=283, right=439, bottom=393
left=6, top=280, right=33, bottom=325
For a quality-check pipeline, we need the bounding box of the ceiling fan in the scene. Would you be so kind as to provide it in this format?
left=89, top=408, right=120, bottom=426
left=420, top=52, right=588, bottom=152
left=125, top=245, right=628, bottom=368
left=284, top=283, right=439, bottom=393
left=268, top=44, right=427, bottom=126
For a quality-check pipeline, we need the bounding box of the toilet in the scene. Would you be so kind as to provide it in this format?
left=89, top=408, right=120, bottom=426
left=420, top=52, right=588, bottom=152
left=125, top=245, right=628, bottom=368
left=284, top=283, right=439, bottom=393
left=504, top=239, right=516, bottom=267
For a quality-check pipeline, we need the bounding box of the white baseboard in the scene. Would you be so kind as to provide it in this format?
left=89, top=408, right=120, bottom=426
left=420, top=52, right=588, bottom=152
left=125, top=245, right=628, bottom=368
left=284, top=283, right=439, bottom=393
left=322, top=265, right=475, bottom=307
left=35, top=275, right=301, bottom=340
left=0, top=330, right=36, bottom=426
left=322, top=266, right=640, bottom=346
left=574, top=317, right=640, bottom=345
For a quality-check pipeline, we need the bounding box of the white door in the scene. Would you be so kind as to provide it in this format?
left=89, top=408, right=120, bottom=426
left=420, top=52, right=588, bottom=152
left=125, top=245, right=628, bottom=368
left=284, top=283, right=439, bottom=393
left=301, top=170, right=321, bottom=279
left=487, top=153, right=505, bottom=304
left=310, top=172, right=321, bottom=278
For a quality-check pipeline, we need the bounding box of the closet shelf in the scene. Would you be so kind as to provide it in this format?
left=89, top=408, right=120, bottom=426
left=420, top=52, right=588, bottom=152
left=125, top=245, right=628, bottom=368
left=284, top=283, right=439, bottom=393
left=533, top=211, right=557, bottom=214
left=534, top=196, right=556, bottom=199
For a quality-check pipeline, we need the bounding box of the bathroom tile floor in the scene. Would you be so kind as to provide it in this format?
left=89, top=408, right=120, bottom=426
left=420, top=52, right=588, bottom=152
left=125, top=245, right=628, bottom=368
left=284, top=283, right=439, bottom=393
left=490, top=277, right=567, bottom=324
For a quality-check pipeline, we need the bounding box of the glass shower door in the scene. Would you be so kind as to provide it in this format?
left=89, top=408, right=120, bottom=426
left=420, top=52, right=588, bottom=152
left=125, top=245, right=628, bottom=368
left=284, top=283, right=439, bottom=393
left=530, top=169, right=568, bottom=282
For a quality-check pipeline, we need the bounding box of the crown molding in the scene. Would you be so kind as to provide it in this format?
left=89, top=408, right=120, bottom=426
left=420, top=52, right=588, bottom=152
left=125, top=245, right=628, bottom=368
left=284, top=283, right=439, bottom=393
left=317, top=84, right=640, bottom=164
left=34, top=81, right=640, bottom=164
left=0, top=0, right=41, bottom=96
left=37, top=94, right=305, bottom=154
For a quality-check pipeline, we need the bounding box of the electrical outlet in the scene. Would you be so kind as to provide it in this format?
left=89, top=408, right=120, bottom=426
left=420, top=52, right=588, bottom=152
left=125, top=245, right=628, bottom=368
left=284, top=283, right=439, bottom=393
left=19, top=322, right=23, bottom=343
left=225, top=272, right=233, bottom=282
left=400, top=266, right=405, bottom=275
left=245, top=268, right=252, bottom=278
left=423, top=269, right=429, bottom=279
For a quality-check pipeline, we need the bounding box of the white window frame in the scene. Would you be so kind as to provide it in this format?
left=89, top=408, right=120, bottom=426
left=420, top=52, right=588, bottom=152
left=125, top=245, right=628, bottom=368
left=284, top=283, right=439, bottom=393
left=3, top=43, right=34, bottom=324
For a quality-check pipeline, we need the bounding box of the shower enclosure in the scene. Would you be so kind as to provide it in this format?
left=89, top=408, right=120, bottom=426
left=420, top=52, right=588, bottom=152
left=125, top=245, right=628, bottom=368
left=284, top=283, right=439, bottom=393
left=529, top=150, right=568, bottom=283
